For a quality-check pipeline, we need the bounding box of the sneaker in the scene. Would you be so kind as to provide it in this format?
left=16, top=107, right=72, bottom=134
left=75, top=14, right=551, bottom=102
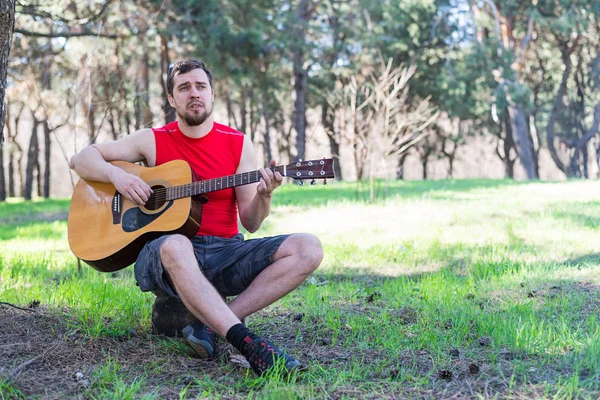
left=182, top=320, right=218, bottom=360
left=243, top=337, right=302, bottom=375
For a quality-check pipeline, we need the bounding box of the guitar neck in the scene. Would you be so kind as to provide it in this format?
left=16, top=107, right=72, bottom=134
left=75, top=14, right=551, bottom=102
left=167, top=167, right=284, bottom=200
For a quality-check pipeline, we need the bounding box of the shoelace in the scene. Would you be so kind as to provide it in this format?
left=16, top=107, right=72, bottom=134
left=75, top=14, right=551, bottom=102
left=247, top=341, right=280, bottom=371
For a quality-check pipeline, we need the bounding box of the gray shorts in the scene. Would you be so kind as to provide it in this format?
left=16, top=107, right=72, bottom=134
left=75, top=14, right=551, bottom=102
left=134, top=233, right=290, bottom=298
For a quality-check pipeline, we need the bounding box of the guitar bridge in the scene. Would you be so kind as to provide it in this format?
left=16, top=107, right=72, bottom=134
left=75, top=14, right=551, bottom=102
left=112, top=192, right=122, bottom=224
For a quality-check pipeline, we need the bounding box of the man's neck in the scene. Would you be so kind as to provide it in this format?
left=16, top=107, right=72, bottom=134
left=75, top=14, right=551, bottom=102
left=178, top=116, right=214, bottom=138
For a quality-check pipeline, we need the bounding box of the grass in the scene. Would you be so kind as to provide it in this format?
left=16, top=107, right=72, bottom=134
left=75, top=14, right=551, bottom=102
left=1, top=179, right=600, bottom=398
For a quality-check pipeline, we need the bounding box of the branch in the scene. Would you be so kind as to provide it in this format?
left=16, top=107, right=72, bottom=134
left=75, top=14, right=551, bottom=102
left=481, top=0, right=502, bottom=45
left=572, top=103, right=600, bottom=149
left=546, top=51, right=571, bottom=174
left=15, top=28, right=125, bottom=39
left=17, top=0, right=113, bottom=25
left=0, top=301, right=39, bottom=313
left=11, top=342, right=61, bottom=379
left=514, top=10, right=535, bottom=68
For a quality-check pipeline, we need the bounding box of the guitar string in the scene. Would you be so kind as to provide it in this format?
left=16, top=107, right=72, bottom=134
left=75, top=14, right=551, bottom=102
left=141, top=167, right=289, bottom=204
left=141, top=163, right=327, bottom=204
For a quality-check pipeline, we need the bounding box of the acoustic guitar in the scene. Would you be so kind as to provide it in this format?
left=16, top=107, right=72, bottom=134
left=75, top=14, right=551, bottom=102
left=68, top=158, right=335, bottom=272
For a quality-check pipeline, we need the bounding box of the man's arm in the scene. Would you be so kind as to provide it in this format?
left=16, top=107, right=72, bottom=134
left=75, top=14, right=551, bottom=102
left=235, top=135, right=283, bottom=233
left=69, top=129, right=156, bottom=205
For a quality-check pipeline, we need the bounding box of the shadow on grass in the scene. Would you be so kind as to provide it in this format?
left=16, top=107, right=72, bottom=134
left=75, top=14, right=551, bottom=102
left=525, top=199, right=600, bottom=231
left=561, top=253, right=600, bottom=267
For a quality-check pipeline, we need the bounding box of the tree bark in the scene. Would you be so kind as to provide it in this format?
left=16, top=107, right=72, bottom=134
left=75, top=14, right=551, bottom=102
left=0, top=136, right=5, bottom=201
left=507, top=103, right=538, bottom=179
left=0, top=0, right=16, bottom=145
left=293, top=50, right=307, bottom=161
left=159, top=35, right=175, bottom=124
left=397, top=153, right=408, bottom=180
left=292, top=0, right=310, bottom=162
left=115, top=41, right=131, bottom=135
left=501, top=118, right=516, bottom=179
left=321, top=101, right=342, bottom=180
left=24, top=114, right=40, bottom=200
left=262, top=102, right=273, bottom=163
left=42, top=120, right=51, bottom=198
left=546, top=49, right=574, bottom=175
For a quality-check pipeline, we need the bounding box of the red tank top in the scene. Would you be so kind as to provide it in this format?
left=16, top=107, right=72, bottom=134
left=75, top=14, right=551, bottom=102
left=153, top=121, right=245, bottom=237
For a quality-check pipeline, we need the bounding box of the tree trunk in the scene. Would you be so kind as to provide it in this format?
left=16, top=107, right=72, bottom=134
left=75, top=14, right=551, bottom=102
left=327, top=134, right=342, bottom=180
left=0, top=0, right=16, bottom=144
left=24, top=114, right=40, bottom=200
left=582, top=145, right=589, bottom=179
left=35, top=152, right=41, bottom=198
left=507, top=103, right=538, bottom=179
left=292, top=0, right=309, bottom=162
left=115, top=41, right=131, bottom=135
left=321, top=102, right=342, bottom=180
left=397, top=153, right=408, bottom=180
left=293, top=51, right=307, bottom=161
left=262, top=105, right=273, bottom=163
left=0, top=137, right=5, bottom=201
left=159, top=35, right=175, bottom=124
left=42, top=120, right=51, bottom=198
left=240, top=85, right=248, bottom=135
left=8, top=150, right=14, bottom=197
left=546, top=51, right=572, bottom=175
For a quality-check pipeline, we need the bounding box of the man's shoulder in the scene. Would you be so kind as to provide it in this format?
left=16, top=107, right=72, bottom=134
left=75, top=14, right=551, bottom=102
left=152, top=121, right=179, bottom=134
left=213, top=122, right=244, bottom=137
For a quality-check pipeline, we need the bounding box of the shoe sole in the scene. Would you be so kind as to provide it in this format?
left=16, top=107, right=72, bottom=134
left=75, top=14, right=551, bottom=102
left=182, top=326, right=214, bottom=360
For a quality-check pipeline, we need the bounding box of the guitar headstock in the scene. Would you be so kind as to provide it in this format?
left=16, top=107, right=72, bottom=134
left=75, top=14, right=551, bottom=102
left=282, top=158, right=335, bottom=181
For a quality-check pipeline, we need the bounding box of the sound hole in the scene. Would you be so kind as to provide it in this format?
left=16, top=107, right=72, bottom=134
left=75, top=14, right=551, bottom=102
left=145, top=185, right=167, bottom=211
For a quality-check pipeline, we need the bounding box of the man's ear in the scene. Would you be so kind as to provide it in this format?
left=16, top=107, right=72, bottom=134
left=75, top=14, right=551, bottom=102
left=167, top=94, right=175, bottom=107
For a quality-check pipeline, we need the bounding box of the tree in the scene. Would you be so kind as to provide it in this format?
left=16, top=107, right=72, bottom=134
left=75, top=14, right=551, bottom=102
left=536, top=4, right=600, bottom=178
left=469, top=0, right=539, bottom=179
left=0, top=0, right=16, bottom=200
left=332, top=59, right=437, bottom=198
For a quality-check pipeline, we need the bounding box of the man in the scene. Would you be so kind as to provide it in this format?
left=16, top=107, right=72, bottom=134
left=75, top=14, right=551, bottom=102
left=70, top=59, right=323, bottom=375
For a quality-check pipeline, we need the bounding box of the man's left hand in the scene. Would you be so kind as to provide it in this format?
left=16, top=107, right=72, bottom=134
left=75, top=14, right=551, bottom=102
left=257, top=159, right=283, bottom=197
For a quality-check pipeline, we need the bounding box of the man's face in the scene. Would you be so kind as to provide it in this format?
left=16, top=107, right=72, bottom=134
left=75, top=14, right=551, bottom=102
left=169, top=68, right=214, bottom=127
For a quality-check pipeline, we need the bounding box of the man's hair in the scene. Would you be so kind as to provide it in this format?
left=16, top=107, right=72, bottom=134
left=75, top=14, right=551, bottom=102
left=166, top=59, right=213, bottom=95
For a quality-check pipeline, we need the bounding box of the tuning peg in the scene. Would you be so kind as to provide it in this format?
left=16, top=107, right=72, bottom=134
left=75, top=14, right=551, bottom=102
left=323, top=178, right=327, bottom=185
left=310, top=179, right=316, bottom=185
left=297, top=179, right=304, bottom=186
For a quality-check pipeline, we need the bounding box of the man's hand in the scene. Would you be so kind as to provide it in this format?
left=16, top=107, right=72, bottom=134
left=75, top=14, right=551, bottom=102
left=109, top=167, right=153, bottom=206
left=257, top=159, right=283, bottom=198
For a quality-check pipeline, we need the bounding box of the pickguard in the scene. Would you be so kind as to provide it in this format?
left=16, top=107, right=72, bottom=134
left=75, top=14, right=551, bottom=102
left=121, top=201, right=174, bottom=232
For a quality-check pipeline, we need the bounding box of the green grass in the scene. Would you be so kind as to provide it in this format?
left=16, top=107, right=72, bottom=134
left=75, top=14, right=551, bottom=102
left=1, top=179, right=600, bottom=399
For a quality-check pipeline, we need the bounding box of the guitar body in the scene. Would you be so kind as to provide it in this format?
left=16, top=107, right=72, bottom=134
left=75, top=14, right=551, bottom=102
left=68, top=160, right=203, bottom=272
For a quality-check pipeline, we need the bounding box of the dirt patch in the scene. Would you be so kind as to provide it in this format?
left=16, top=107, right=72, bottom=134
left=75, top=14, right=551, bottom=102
left=2, top=303, right=598, bottom=399
left=0, top=306, right=245, bottom=399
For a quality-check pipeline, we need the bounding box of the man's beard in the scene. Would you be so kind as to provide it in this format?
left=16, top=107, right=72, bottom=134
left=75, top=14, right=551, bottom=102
left=177, top=102, right=213, bottom=126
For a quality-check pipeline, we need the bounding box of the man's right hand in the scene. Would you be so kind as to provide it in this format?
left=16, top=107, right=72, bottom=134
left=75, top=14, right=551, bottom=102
left=109, top=167, right=153, bottom=206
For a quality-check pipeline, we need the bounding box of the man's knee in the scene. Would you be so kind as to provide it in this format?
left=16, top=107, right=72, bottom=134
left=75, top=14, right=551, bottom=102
left=293, top=233, right=323, bottom=273
left=160, top=234, right=193, bottom=268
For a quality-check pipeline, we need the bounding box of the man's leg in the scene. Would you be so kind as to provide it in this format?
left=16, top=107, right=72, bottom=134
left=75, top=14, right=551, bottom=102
left=159, top=234, right=239, bottom=337
left=228, top=233, right=323, bottom=320
left=159, top=234, right=303, bottom=374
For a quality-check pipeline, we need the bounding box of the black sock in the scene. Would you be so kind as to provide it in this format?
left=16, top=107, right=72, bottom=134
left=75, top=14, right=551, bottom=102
left=226, top=323, right=259, bottom=355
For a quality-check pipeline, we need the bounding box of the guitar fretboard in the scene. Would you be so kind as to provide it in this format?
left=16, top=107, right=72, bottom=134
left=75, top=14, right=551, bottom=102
left=166, top=167, right=284, bottom=200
